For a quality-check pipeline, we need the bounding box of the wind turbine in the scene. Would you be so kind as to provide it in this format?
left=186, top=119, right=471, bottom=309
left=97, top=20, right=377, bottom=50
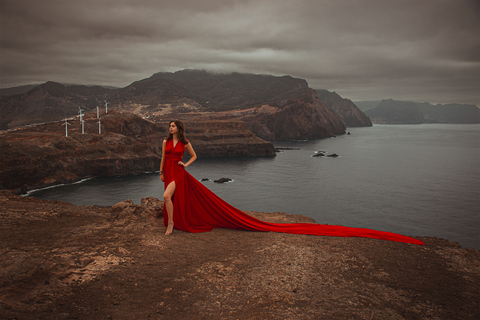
left=97, top=106, right=99, bottom=118
left=78, top=106, right=85, bottom=134
left=104, top=100, right=109, bottom=114
left=62, top=118, right=70, bottom=137
left=97, top=118, right=102, bottom=134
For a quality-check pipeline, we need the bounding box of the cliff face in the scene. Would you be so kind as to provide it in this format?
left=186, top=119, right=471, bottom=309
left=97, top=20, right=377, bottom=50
left=316, top=89, right=372, bottom=127
left=0, top=111, right=274, bottom=191
left=113, top=71, right=345, bottom=140
left=175, top=88, right=346, bottom=141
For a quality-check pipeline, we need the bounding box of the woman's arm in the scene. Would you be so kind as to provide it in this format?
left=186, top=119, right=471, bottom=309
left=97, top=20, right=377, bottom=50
left=181, top=142, right=197, bottom=168
left=159, top=139, right=167, bottom=181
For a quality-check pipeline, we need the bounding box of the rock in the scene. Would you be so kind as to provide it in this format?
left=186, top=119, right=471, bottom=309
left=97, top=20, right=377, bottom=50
left=140, top=197, right=163, bottom=218
left=0, top=190, right=478, bottom=320
left=327, top=153, right=339, bottom=157
left=214, top=178, right=232, bottom=183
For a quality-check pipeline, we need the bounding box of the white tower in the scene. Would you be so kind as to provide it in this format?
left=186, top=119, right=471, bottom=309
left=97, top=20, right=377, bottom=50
left=104, top=100, right=109, bottom=114
left=97, top=118, right=102, bottom=135
left=78, top=106, right=85, bottom=134
left=62, top=118, right=70, bottom=137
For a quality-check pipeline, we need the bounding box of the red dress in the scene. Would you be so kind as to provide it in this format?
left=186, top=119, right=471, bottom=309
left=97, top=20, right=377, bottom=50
left=163, top=139, right=424, bottom=245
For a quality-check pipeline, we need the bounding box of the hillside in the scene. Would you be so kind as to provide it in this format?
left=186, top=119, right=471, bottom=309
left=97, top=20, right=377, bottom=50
left=0, top=110, right=275, bottom=192
left=365, top=99, right=480, bottom=124
left=0, top=70, right=346, bottom=140
left=316, top=89, right=372, bottom=127
left=0, top=82, right=114, bottom=130
left=365, top=100, right=424, bottom=124
left=112, top=70, right=345, bottom=140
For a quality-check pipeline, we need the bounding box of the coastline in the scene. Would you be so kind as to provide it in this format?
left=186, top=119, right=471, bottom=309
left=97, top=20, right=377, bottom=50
left=1, top=190, right=478, bottom=319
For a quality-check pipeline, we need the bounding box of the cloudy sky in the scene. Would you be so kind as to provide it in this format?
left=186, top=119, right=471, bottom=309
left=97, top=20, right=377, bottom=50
left=1, top=0, right=478, bottom=105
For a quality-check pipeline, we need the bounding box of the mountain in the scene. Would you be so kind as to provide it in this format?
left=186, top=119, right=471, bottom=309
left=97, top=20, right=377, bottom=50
left=110, top=70, right=346, bottom=140
left=353, top=100, right=381, bottom=112
left=0, top=82, right=115, bottom=130
left=418, top=102, right=480, bottom=123
left=316, top=89, right=372, bottom=127
left=365, top=99, right=480, bottom=124
left=0, top=84, right=41, bottom=96
left=110, top=69, right=311, bottom=113
left=1, top=70, right=345, bottom=140
left=365, top=99, right=424, bottom=124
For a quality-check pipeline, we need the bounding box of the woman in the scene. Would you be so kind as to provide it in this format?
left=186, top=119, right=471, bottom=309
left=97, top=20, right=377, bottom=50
left=159, top=120, right=424, bottom=245
left=159, top=120, right=197, bottom=235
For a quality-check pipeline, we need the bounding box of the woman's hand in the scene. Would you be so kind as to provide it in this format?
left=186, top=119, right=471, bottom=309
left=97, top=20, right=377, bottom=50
left=178, top=161, right=186, bottom=167
left=160, top=174, right=164, bottom=182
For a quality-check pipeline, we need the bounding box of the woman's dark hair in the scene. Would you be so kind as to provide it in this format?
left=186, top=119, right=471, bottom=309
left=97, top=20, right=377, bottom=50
left=166, top=120, right=189, bottom=144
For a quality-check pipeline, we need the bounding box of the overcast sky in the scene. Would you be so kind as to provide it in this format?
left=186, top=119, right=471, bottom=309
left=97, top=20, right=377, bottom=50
left=1, top=0, right=478, bottom=105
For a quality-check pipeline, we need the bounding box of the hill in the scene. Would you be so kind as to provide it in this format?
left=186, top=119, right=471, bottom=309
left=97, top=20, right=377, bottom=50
left=1, top=71, right=346, bottom=140
left=316, top=89, right=372, bottom=127
left=92, top=70, right=346, bottom=140
left=0, top=110, right=275, bottom=192
left=365, top=100, right=480, bottom=124
left=0, top=82, right=114, bottom=130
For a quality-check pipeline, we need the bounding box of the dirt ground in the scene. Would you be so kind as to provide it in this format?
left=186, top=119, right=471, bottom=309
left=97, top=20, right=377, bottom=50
left=0, top=190, right=479, bottom=320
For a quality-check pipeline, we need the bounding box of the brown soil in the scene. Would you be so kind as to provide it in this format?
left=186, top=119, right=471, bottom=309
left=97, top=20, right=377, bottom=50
left=0, top=190, right=478, bottom=320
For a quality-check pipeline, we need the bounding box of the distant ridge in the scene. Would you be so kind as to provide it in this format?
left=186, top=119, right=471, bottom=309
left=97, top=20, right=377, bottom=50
left=0, top=82, right=114, bottom=129
left=0, top=84, right=41, bottom=96
left=111, top=69, right=310, bottom=112
left=365, top=99, right=480, bottom=124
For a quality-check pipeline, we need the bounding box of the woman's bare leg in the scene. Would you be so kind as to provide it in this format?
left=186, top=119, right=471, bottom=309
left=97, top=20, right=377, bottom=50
left=163, top=181, right=176, bottom=235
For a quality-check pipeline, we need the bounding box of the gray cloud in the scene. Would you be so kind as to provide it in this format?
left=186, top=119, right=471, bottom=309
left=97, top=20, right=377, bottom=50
left=1, top=0, right=478, bottom=105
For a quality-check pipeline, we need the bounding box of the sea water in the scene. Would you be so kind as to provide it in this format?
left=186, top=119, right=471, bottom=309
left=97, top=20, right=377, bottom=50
left=28, top=124, right=480, bottom=249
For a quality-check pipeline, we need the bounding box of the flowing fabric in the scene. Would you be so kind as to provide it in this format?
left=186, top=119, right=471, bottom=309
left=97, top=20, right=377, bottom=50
left=163, top=140, right=424, bottom=245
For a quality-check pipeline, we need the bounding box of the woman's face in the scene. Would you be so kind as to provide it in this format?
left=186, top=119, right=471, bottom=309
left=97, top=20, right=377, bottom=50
left=169, top=122, right=178, bottom=134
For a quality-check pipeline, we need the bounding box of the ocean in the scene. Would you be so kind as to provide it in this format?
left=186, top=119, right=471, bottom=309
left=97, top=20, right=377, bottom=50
left=28, top=124, right=480, bottom=249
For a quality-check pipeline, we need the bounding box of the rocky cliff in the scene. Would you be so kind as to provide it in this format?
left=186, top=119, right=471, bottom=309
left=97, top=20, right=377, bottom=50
left=0, top=110, right=274, bottom=192
left=316, top=89, right=372, bottom=127
left=1, top=190, right=478, bottom=320
left=171, top=88, right=346, bottom=141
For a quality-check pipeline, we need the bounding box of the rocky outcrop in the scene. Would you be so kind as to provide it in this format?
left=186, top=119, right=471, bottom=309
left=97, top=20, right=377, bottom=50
left=316, top=89, right=372, bottom=127
left=1, top=190, right=479, bottom=320
left=0, top=110, right=274, bottom=191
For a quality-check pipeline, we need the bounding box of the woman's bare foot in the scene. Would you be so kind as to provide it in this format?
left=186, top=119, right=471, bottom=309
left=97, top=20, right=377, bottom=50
left=165, top=224, right=174, bottom=236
